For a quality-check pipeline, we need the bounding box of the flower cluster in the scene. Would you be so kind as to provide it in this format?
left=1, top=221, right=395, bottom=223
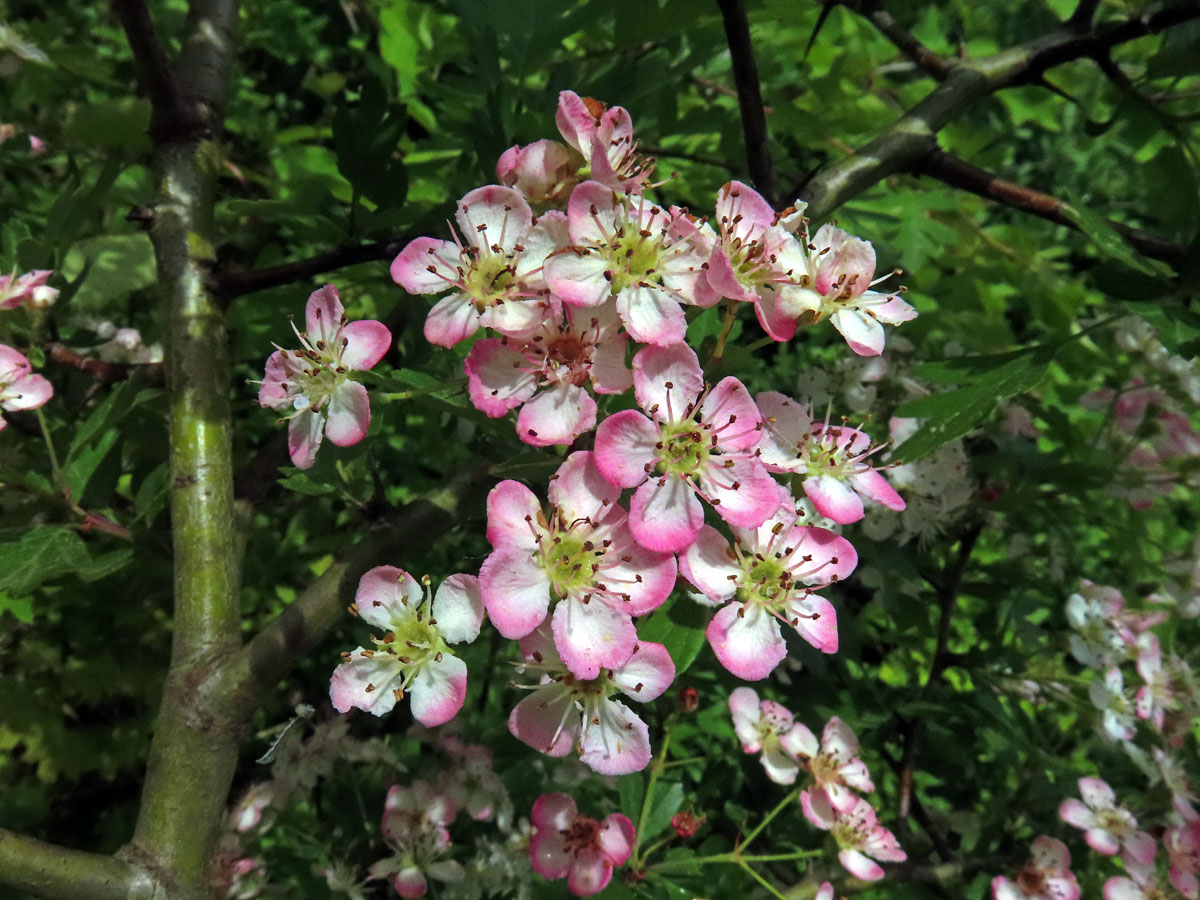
left=529, top=792, right=634, bottom=897
left=369, top=781, right=464, bottom=898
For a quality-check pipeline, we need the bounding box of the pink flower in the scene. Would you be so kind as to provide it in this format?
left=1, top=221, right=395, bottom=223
left=390, top=186, right=562, bottom=347
left=702, top=180, right=812, bottom=341
left=479, top=451, right=675, bottom=678
left=1103, top=873, right=1173, bottom=900
left=330, top=568, right=483, bottom=728
left=757, top=392, right=904, bottom=524
left=727, top=686, right=812, bottom=784
left=681, top=499, right=854, bottom=679
left=1088, top=666, right=1137, bottom=741
left=508, top=624, right=675, bottom=775
left=1135, top=633, right=1176, bottom=731
left=530, top=792, right=635, bottom=896
left=801, top=791, right=905, bottom=881
left=464, top=301, right=631, bottom=447
left=1166, top=815, right=1200, bottom=898
left=1065, top=581, right=1126, bottom=668
left=0, top=344, right=53, bottom=430
left=593, top=344, right=787, bottom=553
left=772, top=223, right=916, bottom=356
left=497, top=138, right=580, bottom=206
left=256, top=285, right=391, bottom=469
left=232, top=783, right=274, bottom=832
left=436, top=736, right=509, bottom=822
left=815, top=884, right=834, bottom=900
left=793, top=716, right=875, bottom=814
left=1058, top=777, right=1155, bottom=866
left=369, top=782, right=463, bottom=898
left=990, top=836, right=1080, bottom=900
left=555, top=91, right=654, bottom=190
left=543, top=181, right=714, bottom=346
left=0, top=269, right=57, bottom=310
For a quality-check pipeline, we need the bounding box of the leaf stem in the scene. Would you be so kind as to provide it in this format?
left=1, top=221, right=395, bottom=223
left=34, top=408, right=67, bottom=495
left=633, top=713, right=677, bottom=865
left=739, top=786, right=800, bottom=852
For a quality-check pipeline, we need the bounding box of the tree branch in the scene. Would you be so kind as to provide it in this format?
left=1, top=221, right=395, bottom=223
left=215, top=238, right=408, bottom=302
left=1067, top=0, right=1103, bottom=30
left=715, top=0, right=777, bottom=205
left=0, top=828, right=156, bottom=900
left=110, top=0, right=204, bottom=141
left=914, top=150, right=1188, bottom=266
left=837, top=1, right=954, bottom=79
left=45, top=342, right=165, bottom=384
left=800, top=1, right=1200, bottom=222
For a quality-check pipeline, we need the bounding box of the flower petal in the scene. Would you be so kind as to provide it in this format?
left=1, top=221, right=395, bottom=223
left=517, top=383, right=597, bottom=447
left=594, top=409, right=658, bottom=489
left=629, top=476, right=704, bottom=553
left=617, top=284, right=687, bottom=347
left=424, top=293, right=479, bottom=348
left=325, top=380, right=370, bottom=447
left=409, top=654, right=467, bottom=727
left=341, top=319, right=392, bottom=370
left=479, top=547, right=550, bottom=639
left=432, top=573, right=484, bottom=645
left=552, top=596, right=637, bottom=681
left=706, top=602, right=787, bottom=680
left=609, top=640, right=676, bottom=702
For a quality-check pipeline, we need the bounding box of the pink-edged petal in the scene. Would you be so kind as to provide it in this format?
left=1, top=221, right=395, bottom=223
left=517, top=383, right=596, bottom=447
left=481, top=297, right=548, bottom=338
left=701, top=377, right=763, bottom=452
left=803, top=474, right=864, bottom=524
left=706, top=602, right=787, bottom=681
left=568, top=851, right=613, bottom=897
left=800, top=789, right=836, bottom=830
left=1123, top=830, right=1156, bottom=867
left=717, top=181, right=775, bottom=230
left=465, top=338, right=537, bottom=416
left=287, top=408, right=324, bottom=469
left=341, top=319, right=392, bottom=370
left=548, top=450, right=621, bottom=523
left=552, top=596, right=637, bottom=681
left=703, top=246, right=758, bottom=303
left=479, top=547, right=551, bottom=638
left=632, top=343, right=704, bottom=422
left=545, top=248, right=613, bottom=307
left=432, top=573, right=484, bottom=645
left=599, top=814, right=636, bottom=866
left=755, top=391, right=813, bottom=472
left=530, top=831, right=572, bottom=881
left=609, top=641, right=676, bottom=702
left=594, top=409, right=658, bottom=489
left=510, top=685, right=579, bottom=758
left=516, top=211, right=570, bottom=284
left=424, top=293, right=479, bottom=348
left=1086, top=827, right=1121, bottom=856
left=789, top=593, right=838, bottom=653
left=556, top=91, right=598, bottom=154
left=1059, top=798, right=1094, bottom=830
left=566, top=180, right=620, bottom=244
left=532, top=793, right=579, bottom=832
left=356, top=565, right=423, bottom=628
left=1047, top=877, right=1082, bottom=900
left=761, top=745, right=802, bottom=785
left=679, top=525, right=739, bottom=604
left=1079, top=777, right=1116, bottom=810
left=455, top=185, right=532, bottom=255
left=729, top=687, right=763, bottom=751
left=1171, top=868, right=1198, bottom=899
left=330, top=651, right=403, bottom=715
left=869, top=293, right=918, bottom=325
left=821, top=716, right=859, bottom=757
left=390, top=237, right=460, bottom=294
left=486, top=480, right=544, bottom=550
left=305, top=284, right=346, bottom=343
left=588, top=327, right=632, bottom=394
left=815, top=884, right=834, bottom=900
left=578, top=698, right=651, bottom=775
left=850, top=468, right=905, bottom=511
left=629, top=476, right=704, bottom=553
left=1030, top=836, right=1072, bottom=871
left=830, top=308, right=885, bottom=357
left=617, top=285, right=687, bottom=347
left=409, top=653, right=467, bottom=727
left=324, top=380, right=370, bottom=446
left=781, top=721, right=820, bottom=759
left=754, top=287, right=799, bottom=342
left=700, top=456, right=786, bottom=529
left=790, top=525, right=859, bottom=583
left=394, top=868, right=428, bottom=898
left=839, top=849, right=884, bottom=881
left=1104, top=878, right=1145, bottom=900
left=2, top=372, right=53, bottom=411
left=602, top=535, right=677, bottom=615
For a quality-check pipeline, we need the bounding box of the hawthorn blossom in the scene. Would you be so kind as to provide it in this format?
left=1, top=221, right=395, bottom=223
left=1066, top=581, right=1127, bottom=668
left=437, top=736, right=510, bottom=823
left=815, top=884, right=834, bottom=900
left=1058, top=777, right=1155, bottom=866
left=1166, top=813, right=1200, bottom=899
left=1136, top=633, right=1176, bottom=731
left=543, top=181, right=714, bottom=346
left=0, top=344, right=53, bottom=430
left=1104, top=872, right=1177, bottom=900
left=330, top=567, right=483, bottom=728
left=801, top=790, right=905, bottom=881
left=793, top=716, right=875, bottom=813
left=508, top=624, right=675, bottom=775
left=1088, top=666, right=1137, bottom=741
left=728, top=686, right=811, bottom=784
left=757, top=391, right=904, bottom=524
left=390, top=186, right=561, bottom=347
left=256, top=285, right=391, bottom=469
left=594, top=344, right=787, bottom=553
left=555, top=90, right=654, bottom=190
left=497, top=138, right=580, bottom=206
left=701, top=180, right=811, bottom=340
left=464, top=301, right=631, bottom=446
left=479, top=450, right=675, bottom=678
left=770, top=223, right=916, bottom=356
left=681, top=499, right=854, bottom=679
left=0, top=269, right=57, bottom=310
left=369, top=782, right=463, bottom=898
left=990, top=836, right=1080, bottom=900
left=530, top=792, right=635, bottom=897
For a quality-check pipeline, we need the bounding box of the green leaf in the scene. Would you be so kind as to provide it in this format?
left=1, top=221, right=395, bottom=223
left=1061, top=198, right=1174, bottom=279
left=619, top=773, right=645, bottom=821
left=277, top=470, right=337, bottom=496
left=640, top=781, right=685, bottom=844
left=637, top=594, right=709, bottom=676
left=332, top=77, right=409, bottom=209
left=0, top=592, right=34, bottom=624
left=893, top=352, right=1051, bottom=462
left=0, top=528, right=89, bottom=595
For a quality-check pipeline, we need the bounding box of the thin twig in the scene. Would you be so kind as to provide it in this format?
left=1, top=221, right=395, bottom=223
left=110, top=0, right=203, bottom=141
left=914, top=150, right=1188, bottom=266
left=837, top=1, right=954, bottom=79
left=715, top=0, right=777, bottom=205
left=215, top=238, right=408, bottom=302
left=45, top=342, right=165, bottom=384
